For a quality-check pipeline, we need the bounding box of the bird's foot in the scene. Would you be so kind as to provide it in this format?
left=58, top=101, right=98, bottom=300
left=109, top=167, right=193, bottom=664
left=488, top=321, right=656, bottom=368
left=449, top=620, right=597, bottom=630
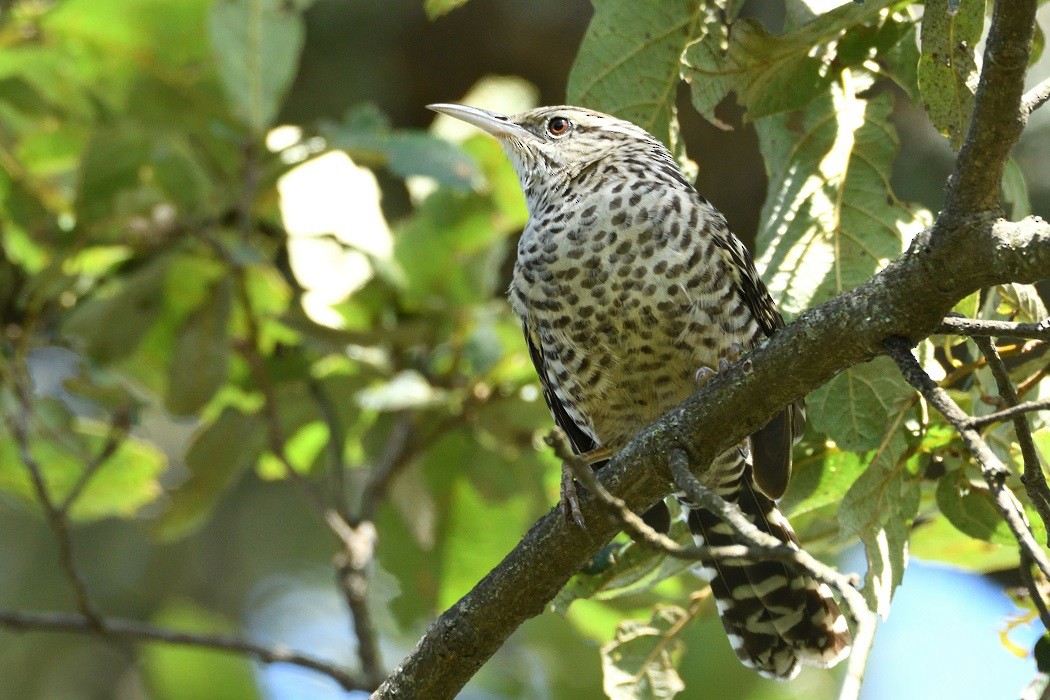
left=693, top=342, right=745, bottom=387
left=560, top=445, right=614, bottom=529
left=693, top=343, right=749, bottom=458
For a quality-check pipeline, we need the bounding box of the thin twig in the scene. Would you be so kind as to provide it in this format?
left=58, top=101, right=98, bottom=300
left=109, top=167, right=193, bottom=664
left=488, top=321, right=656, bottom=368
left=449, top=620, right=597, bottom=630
left=972, top=336, right=1050, bottom=543
left=884, top=336, right=1050, bottom=584
left=0, top=608, right=369, bottom=691
left=5, top=367, right=103, bottom=627
left=59, top=407, right=131, bottom=513
left=307, top=378, right=350, bottom=520
left=1022, top=76, right=1050, bottom=116
left=964, top=398, right=1050, bottom=428
left=938, top=316, right=1050, bottom=341
left=359, top=414, right=416, bottom=523
left=1019, top=552, right=1050, bottom=633
left=333, top=522, right=384, bottom=688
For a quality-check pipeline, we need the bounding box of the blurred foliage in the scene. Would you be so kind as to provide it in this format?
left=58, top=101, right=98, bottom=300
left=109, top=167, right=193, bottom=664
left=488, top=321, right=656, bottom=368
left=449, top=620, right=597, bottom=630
left=0, top=0, right=1047, bottom=698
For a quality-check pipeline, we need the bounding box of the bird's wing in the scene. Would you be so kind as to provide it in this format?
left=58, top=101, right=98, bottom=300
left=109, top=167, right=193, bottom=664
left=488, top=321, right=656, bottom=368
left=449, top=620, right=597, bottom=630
left=522, top=321, right=599, bottom=456
left=713, top=231, right=806, bottom=500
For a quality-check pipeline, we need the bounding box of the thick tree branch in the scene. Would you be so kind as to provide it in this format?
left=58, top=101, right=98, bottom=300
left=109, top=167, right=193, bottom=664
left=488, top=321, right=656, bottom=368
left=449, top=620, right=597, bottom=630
left=0, top=609, right=368, bottom=691
left=940, top=0, right=1036, bottom=215
left=375, top=218, right=1050, bottom=700
left=376, top=2, right=1046, bottom=696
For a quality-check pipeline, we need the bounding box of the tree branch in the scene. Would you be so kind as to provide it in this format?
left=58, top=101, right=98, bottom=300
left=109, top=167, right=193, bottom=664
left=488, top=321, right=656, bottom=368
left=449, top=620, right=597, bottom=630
left=964, top=398, right=1050, bottom=428
left=937, top=316, right=1050, bottom=341
left=972, top=336, right=1050, bottom=539
left=1022, top=76, right=1050, bottom=116
left=884, top=337, right=1050, bottom=583
left=5, top=366, right=103, bottom=628
left=940, top=0, right=1036, bottom=215
left=0, top=608, right=368, bottom=691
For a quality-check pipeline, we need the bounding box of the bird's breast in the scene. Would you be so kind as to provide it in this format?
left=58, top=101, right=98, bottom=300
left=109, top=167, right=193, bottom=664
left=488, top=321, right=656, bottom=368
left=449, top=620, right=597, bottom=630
left=510, top=188, right=759, bottom=447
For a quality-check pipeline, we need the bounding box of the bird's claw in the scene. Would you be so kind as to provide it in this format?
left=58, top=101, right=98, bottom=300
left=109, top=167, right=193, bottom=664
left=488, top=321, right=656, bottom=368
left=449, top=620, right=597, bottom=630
left=695, top=343, right=745, bottom=387
left=561, top=462, right=587, bottom=529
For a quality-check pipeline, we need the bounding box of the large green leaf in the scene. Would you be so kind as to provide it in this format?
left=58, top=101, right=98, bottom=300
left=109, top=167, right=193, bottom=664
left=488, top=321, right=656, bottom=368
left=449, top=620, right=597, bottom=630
left=153, top=407, right=267, bottom=540
left=808, top=357, right=913, bottom=453
left=207, top=0, right=307, bottom=135
left=437, top=475, right=531, bottom=610
left=837, top=429, right=920, bottom=616
left=322, top=104, right=480, bottom=190
left=63, top=255, right=171, bottom=365
left=918, top=0, right=982, bottom=149
left=567, top=0, right=705, bottom=155
left=600, top=605, right=687, bottom=700
left=0, top=419, right=166, bottom=522
left=935, top=469, right=1014, bottom=545
left=682, top=0, right=899, bottom=122
left=754, top=77, right=929, bottom=317
left=165, top=279, right=232, bottom=416
left=424, top=0, right=472, bottom=19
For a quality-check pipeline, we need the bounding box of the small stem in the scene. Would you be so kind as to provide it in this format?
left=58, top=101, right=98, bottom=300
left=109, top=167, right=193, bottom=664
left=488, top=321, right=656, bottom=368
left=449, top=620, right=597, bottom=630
left=937, top=316, right=1050, bottom=341
left=5, top=366, right=103, bottom=628
left=884, top=336, right=1050, bottom=584
left=0, top=608, right=368, bottom=691
left=972, top=336, right=1050, bottom=544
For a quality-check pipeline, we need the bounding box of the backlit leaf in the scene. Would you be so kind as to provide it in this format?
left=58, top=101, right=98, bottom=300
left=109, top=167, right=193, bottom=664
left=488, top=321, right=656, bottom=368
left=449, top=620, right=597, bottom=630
left=208, top=0, right=306, bottom=134
left=601, top=605, right=687, bottom=700
left=917, top=0, right=982, bottom=149
left=568, top=0, right=705, bottom=157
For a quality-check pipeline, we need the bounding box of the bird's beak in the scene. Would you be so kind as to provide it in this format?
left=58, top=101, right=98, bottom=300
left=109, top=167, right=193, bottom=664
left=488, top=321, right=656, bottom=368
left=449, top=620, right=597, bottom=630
left=427, top=103, right=534, bottom=142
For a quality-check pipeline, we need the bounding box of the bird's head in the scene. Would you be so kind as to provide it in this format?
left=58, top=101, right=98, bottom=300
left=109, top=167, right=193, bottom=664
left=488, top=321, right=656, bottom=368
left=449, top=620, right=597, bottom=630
left=427, top=103, right=678, bottom=210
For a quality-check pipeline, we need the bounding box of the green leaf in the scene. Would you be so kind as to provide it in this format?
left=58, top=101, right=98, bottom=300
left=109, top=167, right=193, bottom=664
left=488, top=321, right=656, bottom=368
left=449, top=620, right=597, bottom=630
left=207, top=0, right=306, bottom=135
left=909, top=515, right=1018, bottom=572
left=424, top=0, right=472, bottom=19
left=754, top=77, right=930, bottom=318
left=438, top=475, right=531, bottom=609
left=682, top=0, right=898, bottom=122
left=0, top=422, right=166, bottom=522
left=166, top=279, right=232, bottom=416
left=1002, top=158, right=1032, bottom=221
left=63, top=255, right=171, bottom=365
left=567, top=0, right=705, bottom=155
left=782, top=448, right=866, bottom=519
left=837, top=430, right=919, bottom=616
left=996, top=283, right=1048, bottom=324
left=808, top=357, right=913, bottom=453
left=75, top=128, right=152, bottom=225
left=322, top=105, right=480, bottom=189
left=393, top=188, right=513, bottom=309
left=153, top=407, right=266, bottom=541
left=917, top=0, right=982, bottom=149
left=936, top=469, right=1014, bottom=544
left=141, top=600, right=260, bottom=700
left=600, top=605, right=687, bottom=700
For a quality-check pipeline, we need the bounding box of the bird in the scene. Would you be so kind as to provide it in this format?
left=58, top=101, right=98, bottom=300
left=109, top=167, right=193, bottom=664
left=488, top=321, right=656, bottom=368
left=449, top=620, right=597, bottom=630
left=427, top=102, right=851, bottom=680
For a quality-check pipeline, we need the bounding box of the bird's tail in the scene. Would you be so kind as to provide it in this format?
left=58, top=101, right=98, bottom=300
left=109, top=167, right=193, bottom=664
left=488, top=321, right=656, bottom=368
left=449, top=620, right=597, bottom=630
left=683, top=455, right=851, bottom=680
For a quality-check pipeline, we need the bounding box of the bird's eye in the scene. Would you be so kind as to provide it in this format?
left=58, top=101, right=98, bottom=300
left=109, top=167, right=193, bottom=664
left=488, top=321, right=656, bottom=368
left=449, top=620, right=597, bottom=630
left=547, top=116, right=571, bottom=137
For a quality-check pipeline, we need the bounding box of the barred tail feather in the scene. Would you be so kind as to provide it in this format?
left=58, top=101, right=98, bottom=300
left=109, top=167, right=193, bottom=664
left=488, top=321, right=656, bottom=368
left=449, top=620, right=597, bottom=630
left=684, top=459, right=851, bottom=680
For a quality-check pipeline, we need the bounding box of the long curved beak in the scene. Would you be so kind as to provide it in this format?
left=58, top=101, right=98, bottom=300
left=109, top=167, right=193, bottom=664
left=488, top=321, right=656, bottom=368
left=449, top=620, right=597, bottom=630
left=427, top=103, right=534, bottom=141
